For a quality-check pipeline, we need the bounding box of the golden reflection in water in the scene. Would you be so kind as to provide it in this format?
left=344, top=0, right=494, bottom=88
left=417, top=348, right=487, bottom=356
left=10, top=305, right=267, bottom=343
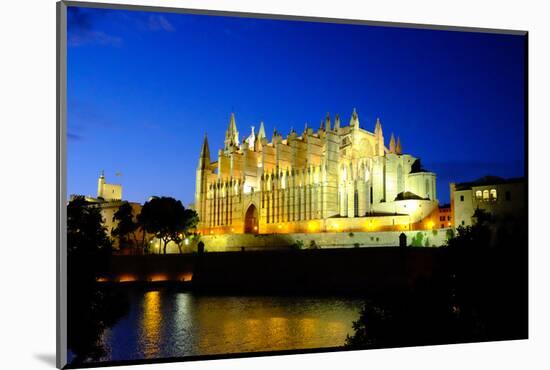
left=194, top=300, right=356, bottom=355
left=299, top=317, right=317, bottom=341
left=141, top=291, right=161, bottom=358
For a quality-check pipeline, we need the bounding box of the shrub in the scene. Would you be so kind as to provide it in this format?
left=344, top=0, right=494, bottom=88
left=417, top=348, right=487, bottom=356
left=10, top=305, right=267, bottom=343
left=309, top=240, right=319, bottom=249
left=291, top=240, right=305, bottom=250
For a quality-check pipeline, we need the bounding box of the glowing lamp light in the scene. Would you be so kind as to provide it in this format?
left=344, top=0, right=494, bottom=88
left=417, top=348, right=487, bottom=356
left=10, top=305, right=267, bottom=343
left=278, top=224, right=282, bottom=229
left=427, top=221, right=435, bottom=229
left=119, top=274, right=136, bottom=283
left=447, top=222, right=451, bottom=227
left=231, top=227, right=235, bottom=232
left=210, top=230, right=214, bottom=234
left=253, top=226, right=258, bottom=231
left=150, top=274, right=168, bottom=282
left=184, top=238, right=189, bottom=245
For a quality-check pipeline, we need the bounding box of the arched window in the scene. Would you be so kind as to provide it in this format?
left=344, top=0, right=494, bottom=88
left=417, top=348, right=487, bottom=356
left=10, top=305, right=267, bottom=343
left=490, top=189, right=497, bottom=201
left=354, top=190, right=359, bottom=217
left=483, top=189, right=489, bottom=200
left=475, top=190, right=482, bottom=200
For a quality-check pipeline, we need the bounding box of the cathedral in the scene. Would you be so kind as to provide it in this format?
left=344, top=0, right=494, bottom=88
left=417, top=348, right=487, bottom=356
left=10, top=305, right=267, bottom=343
left=195, top=110, right=438, bottom=235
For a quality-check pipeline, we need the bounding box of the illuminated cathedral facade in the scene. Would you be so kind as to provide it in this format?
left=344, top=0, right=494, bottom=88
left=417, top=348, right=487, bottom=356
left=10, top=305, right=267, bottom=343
left=195, top=110, right=438, bottom=235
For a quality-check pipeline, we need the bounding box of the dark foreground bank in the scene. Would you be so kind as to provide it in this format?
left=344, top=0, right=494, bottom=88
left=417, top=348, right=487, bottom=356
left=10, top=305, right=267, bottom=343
left=103, top=247, right=443, bottom=295
left=67, top=246, right=526, bottom=367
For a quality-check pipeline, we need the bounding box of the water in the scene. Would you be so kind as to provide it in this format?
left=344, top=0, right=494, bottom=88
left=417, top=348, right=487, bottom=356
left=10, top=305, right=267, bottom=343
left=100, top=288, right=363, bottom=362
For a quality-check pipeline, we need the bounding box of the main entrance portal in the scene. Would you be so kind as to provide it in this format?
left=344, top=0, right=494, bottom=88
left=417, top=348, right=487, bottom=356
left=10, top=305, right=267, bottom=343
left=244, top=204, right=259, bottom=234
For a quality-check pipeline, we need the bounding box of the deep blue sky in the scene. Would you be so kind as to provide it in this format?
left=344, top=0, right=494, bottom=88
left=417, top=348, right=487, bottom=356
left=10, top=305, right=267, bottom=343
left=67, top=6, right=526, bottom=205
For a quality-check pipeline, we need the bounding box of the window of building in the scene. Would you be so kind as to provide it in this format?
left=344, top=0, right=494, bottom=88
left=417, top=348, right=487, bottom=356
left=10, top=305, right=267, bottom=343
left=483, top=189, right=489, bottom=201
left=461, top=220, right=465, bottom=225
left=460, top=195, right=464, bottom=202
left=475, top=190, right=482, bottom=200
left=370, top=187, right=373, bottom=204
left=441, top=224, right=444, bottom=228
left=490, top=189, right=497, bottom=201
left=439, top=216, right=445, bottom=221
left=447, top=216, right=451, bottom=221
left=505, top=191, right=511, bottom=201
left=354, top=190, right=359, bottom=217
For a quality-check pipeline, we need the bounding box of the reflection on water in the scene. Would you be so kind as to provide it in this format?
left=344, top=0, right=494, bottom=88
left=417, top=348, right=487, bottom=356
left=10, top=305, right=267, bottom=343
left=102, top=289, right=362, bottom=362
left=140, top=291, right=161, bottom=358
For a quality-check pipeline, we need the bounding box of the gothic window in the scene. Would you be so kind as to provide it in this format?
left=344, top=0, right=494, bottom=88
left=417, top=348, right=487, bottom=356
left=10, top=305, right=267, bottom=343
left=338, top=189, right=342, bottom=214
left=297, top=188, right=301, bottom=221
left=281, top=191, right=285, bottom=223
left=343, top=192, right=348, bottom=216
left=483, top=190, right=489, bottom=201
left=370, top=186, right=373, bottom=204
left=287, top=189, right=291, bottom=222
left=266, top=198, right=270, bottom=223
left=475, top=190, right=482, bottom=200
left=354, top=190, right=359, bottom=217
left=271, top=191, right=277, bottom=222
left=490, top=189, right=497, bottom=201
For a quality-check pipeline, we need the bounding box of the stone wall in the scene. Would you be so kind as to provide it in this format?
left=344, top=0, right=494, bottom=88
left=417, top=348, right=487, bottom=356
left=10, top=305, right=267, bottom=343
left=199, top=229, right=450, bottom=252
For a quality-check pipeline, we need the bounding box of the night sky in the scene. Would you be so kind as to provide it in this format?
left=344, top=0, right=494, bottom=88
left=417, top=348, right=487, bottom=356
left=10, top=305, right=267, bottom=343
left=67, top=6, right=526, bottom=206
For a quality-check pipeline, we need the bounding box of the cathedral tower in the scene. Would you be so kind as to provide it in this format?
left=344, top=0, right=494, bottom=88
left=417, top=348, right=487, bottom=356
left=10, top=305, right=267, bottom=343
left=196, top=135, right=211, bottom=226
left=224, top=113, right=239, bottom=151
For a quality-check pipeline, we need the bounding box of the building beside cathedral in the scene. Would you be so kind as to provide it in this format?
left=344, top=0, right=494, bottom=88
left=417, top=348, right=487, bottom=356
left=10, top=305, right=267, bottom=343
left=195, top=110, right=439, bottom=236
left=70, top=172, right=144, bottom=251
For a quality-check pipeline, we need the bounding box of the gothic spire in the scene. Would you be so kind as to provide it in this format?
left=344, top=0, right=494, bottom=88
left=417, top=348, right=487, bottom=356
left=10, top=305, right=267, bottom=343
left=224, top=112, right=239, bottom=150
left=350, top=108, right=359, bottom=127
left=257, top=121, right=266, bottom=140
left=334, top=114, right=340, bottom=130
left=320, top=119, right=325, bottom=131
left=325, top=112, right=331, bottom=131
left=198, top=134, right=211, bottom=169
left=389, top=133, right=396, bottom=153
left=374, top=117, right=382, bottom=135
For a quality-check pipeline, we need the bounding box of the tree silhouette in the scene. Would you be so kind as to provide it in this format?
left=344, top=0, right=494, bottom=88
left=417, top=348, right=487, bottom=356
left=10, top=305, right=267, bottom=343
left=138, top=196, right=198, bottom=254
left=111, top=202, right=139, bottom=252
left=67, top=196, right=128, bottom=363
left=346, top=207, right=527, bottom=348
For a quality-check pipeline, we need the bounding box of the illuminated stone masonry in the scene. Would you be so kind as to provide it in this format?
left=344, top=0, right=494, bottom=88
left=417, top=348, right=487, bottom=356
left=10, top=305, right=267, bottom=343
left=195, top=110, right=438, bottom=236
